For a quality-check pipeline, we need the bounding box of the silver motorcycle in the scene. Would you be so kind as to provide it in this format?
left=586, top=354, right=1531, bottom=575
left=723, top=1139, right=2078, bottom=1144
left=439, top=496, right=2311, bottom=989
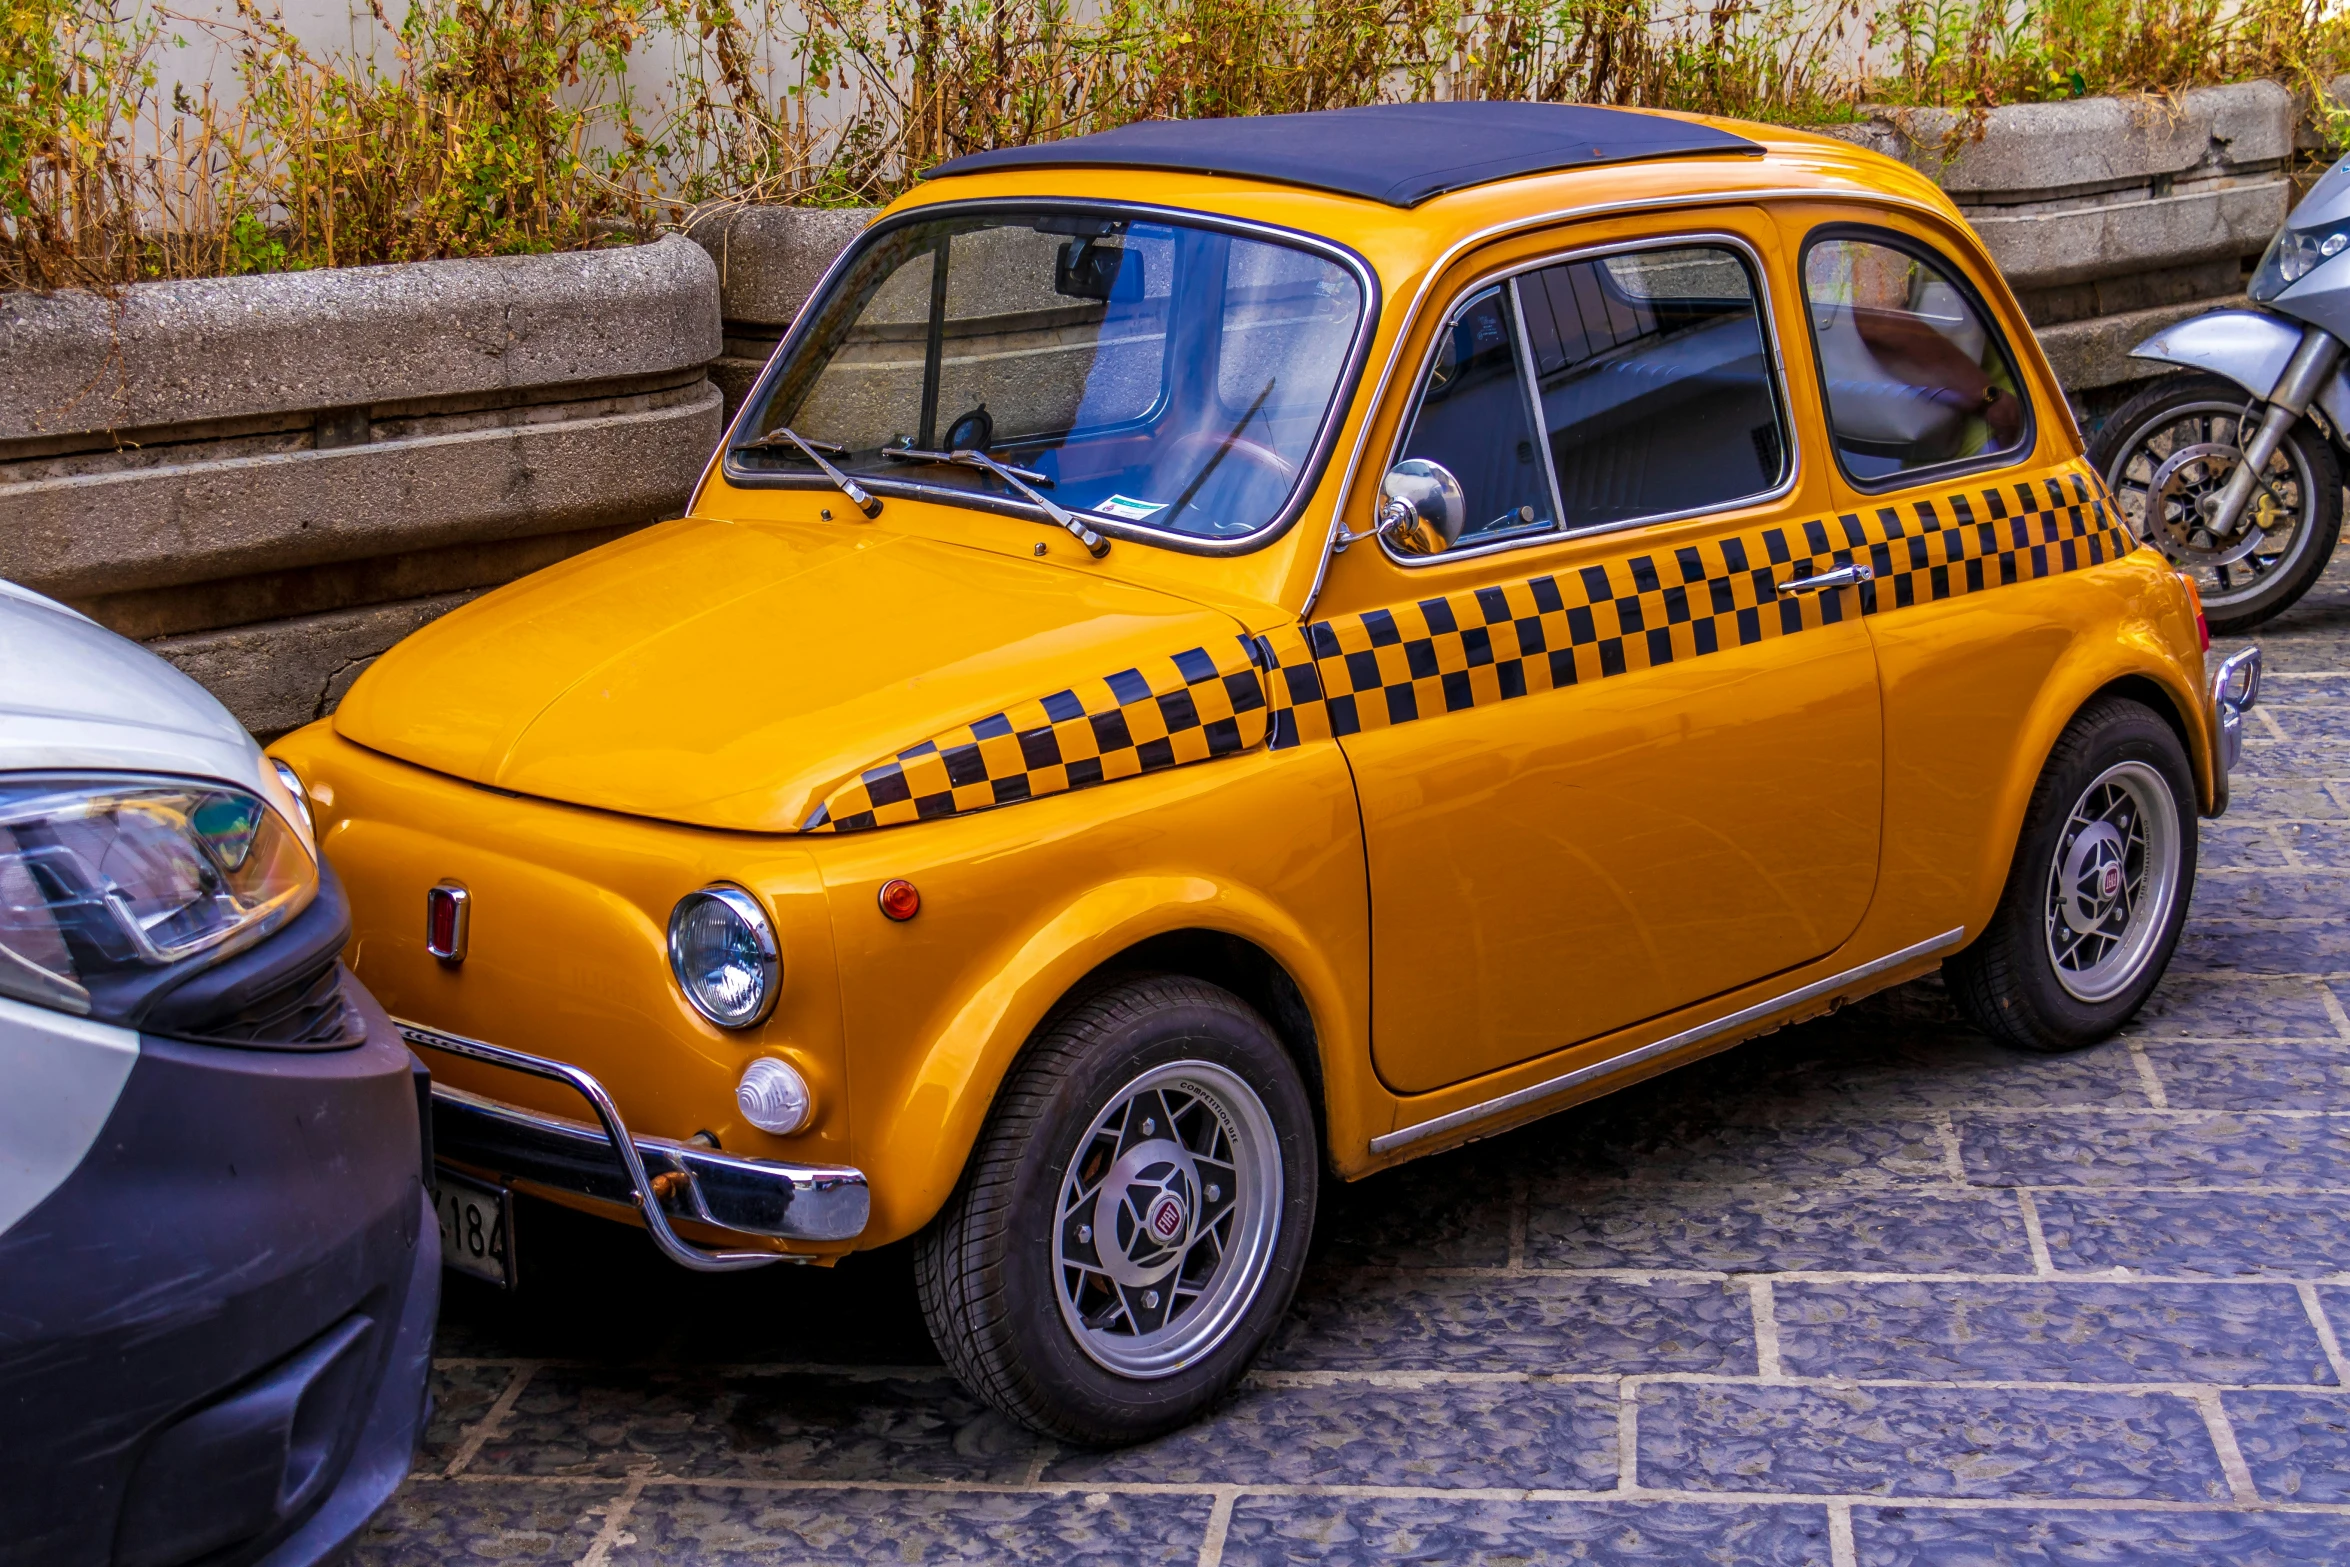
left=2092, top=155, right=2350, bottom=631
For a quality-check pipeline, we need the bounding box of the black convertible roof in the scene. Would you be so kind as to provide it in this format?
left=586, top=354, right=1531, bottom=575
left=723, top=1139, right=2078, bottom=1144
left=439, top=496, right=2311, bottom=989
left=922, top=103, right=1766, bottom=209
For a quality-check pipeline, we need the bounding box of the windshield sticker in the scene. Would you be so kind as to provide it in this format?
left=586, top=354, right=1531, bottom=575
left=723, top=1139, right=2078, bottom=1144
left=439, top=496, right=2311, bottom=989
left=1092, top=494, right=1167, bottom=522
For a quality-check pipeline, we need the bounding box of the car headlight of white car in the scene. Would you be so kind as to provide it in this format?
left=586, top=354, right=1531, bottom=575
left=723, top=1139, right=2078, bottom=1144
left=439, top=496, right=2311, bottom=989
left=0, top=773, right=317, bottom=1018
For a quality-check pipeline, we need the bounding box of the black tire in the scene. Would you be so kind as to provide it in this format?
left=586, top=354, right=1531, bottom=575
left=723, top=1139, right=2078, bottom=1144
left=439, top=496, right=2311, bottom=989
left=2091, top=371, right=2341, bottom=633
left=914, top=974, right=1318, bottom=1446
left=1947, top=697, right=2198, bottom=1053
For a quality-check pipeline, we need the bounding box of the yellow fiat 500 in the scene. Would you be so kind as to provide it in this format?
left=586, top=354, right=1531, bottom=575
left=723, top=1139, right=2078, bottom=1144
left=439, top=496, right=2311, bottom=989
left=272, top=102, right=2260, bottom=1443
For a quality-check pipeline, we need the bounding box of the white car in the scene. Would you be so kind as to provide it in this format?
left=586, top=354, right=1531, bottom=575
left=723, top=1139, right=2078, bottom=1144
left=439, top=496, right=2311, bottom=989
left=0, top=581, right=437, bottom=1567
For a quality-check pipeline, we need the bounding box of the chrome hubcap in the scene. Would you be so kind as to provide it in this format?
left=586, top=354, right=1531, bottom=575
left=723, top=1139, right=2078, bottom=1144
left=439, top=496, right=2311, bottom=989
left=2043, top=760, right=2181, bottom=1003
left=1051, top=1061, right=1281, bottom=1379
left=1090, top=1137, right=1201, bottom=1290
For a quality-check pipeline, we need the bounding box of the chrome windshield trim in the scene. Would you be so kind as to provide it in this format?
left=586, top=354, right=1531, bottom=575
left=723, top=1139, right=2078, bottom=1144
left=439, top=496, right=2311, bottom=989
left=1368, top=927, right=1967, bottom=1156
left=401, top=1019, right=868, bottom=1266
left=718, top=197, right=1384, bottom=557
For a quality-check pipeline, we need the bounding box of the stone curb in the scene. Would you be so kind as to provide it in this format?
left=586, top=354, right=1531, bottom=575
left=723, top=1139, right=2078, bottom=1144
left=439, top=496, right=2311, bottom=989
left=10, top=84, right=2334, bottom=736
left=0, top=235, right=721, bottom=441
left=687, top=205, right=880, bottom=330
left=1824, top=80, right=2296, bottom=197
left=2, top=384, right=722, bottom=600
left=2032, top=294, right=2255, bottom=393
left=149, top=590, right=489, bottom=741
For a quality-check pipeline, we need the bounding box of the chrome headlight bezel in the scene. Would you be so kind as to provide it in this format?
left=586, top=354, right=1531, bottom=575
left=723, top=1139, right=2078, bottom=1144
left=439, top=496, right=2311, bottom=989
left=666, top=884, right=781, bottom=1029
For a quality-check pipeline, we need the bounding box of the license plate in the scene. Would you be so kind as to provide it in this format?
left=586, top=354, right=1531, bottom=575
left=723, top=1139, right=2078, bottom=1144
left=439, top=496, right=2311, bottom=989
left=435, top=1172, right=515, bottom=1287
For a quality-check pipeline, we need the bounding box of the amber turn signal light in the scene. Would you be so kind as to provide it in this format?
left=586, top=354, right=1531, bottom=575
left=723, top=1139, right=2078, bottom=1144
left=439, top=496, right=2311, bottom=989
left=877, top=878, right=921, bottom=921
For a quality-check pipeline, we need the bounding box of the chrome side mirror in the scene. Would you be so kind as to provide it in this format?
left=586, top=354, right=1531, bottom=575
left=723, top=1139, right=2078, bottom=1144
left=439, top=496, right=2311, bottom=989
left=1376, top=459, right=1468, bottom=556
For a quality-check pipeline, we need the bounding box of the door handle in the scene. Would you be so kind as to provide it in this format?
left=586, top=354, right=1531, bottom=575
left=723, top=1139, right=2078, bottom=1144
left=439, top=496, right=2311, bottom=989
left=1774, top=562, right=1874, bottom=595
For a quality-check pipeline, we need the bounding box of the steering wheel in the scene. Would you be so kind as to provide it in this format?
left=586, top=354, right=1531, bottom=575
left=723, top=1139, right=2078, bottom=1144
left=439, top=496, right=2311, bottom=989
left=1160, top=431, right=1297, bottom=499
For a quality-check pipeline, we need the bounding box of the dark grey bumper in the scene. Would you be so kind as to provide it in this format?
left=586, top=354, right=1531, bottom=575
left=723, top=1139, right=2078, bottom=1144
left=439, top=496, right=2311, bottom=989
left=0, top=979, right=436, bottom=1567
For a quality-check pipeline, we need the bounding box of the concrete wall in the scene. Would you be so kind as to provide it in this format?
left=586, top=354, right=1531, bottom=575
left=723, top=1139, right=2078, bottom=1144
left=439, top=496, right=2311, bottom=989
left=0, top=236, right=722, bottom=736
left=699, top=89, right=2303, bottom=431
left=2, top=86, right=2327, bottom=740
left=687, top=204, right=880, bottom=418
left=1829, top=81, right=2299, bottom=417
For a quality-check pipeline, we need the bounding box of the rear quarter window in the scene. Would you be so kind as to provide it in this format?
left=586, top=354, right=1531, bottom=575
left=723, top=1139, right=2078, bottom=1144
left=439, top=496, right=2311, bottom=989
left=1800, top=226, right=2033, bottom=489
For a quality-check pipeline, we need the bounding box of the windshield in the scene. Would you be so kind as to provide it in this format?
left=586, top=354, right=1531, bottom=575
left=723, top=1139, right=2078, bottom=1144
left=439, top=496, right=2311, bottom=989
left=730, top=207, right=1368, bottom=544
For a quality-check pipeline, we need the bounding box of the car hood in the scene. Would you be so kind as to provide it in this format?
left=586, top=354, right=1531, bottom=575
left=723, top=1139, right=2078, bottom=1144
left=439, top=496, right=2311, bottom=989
left=331, top=517, right=1257, bottom=833
left=0, top=581, right=265, bottom=784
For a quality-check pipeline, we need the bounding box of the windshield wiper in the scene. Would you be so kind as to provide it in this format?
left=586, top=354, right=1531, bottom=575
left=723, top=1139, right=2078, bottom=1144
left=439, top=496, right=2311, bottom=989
left=734, top=426, right=883, bottom=519
left=886, top=447, right=1109, bottom=557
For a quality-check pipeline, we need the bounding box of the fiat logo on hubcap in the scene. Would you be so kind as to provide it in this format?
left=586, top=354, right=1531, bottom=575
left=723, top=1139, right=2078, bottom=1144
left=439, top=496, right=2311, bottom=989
left=2100, top=864, right=2124, bottom=899
left=1089, top=1137, right=1203, bottom=1290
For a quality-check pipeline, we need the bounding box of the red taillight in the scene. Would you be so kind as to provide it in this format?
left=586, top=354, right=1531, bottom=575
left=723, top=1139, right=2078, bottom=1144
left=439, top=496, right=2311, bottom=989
left=2179, top=572, right=2210, bottom=651
left=426, top=883, right=470, bottom=963
left=877, top=878, right=921, bottom=922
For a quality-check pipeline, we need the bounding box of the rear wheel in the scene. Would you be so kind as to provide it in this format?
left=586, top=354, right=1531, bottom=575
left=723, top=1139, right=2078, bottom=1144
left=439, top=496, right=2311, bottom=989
left=914, top=974, right=1317, bottom=1445
left=1947, top=697, right=2197, bottom=1052
left=2091, top=372, right=2341, bottom=632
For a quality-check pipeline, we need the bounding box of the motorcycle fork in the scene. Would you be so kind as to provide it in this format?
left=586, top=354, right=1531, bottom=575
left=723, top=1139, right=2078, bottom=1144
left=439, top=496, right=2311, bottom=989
left=2203, top=327, right=2343, bottom=539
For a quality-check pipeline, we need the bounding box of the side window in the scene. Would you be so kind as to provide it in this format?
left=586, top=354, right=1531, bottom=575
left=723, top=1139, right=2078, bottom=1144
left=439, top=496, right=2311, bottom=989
left=1802, top=231, right=2030, bottom=484
left=1395, top=286, right=1554, bottom=542
left=1519, top=244, right=1789, bottom=528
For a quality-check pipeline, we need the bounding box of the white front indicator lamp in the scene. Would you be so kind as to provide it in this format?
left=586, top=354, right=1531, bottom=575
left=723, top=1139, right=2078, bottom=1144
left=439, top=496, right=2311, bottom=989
left=737, top=1057, right=812, bottom=1134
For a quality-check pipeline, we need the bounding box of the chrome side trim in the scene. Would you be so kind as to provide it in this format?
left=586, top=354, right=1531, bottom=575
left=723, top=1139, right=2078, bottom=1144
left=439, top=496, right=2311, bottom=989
left=401, top=1020, right=868, bottom=1268
left=2207, top=643, right=2263, bottom=817
left=1368, top=928, right=1968, bottom=1156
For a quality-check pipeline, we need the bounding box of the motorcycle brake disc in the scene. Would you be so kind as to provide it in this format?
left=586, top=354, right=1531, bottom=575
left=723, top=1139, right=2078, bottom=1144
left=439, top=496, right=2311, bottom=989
left=2145, top=441, right=2272, bottom=568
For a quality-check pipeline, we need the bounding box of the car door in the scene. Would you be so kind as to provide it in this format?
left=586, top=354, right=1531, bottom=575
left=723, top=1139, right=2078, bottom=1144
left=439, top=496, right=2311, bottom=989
left=1777, top=208, right=2133, bottom=940
left=1278, top=212, right=1886, bottom=1096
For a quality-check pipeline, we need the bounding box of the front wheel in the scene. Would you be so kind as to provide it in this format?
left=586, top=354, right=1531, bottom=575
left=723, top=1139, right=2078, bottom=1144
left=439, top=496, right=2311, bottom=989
left=1946, top=697, right=2197, bottom=1053
left=915, top=974, right=1318, bottom=1446
left=2091, top=371, right=2341, bottom=633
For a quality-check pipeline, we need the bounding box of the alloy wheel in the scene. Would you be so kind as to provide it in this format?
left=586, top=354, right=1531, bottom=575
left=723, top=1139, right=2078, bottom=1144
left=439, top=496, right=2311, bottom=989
left=2042, top=759, right=2183, bottom=1003
left=1050, top=1060, right=1283, bottom=1379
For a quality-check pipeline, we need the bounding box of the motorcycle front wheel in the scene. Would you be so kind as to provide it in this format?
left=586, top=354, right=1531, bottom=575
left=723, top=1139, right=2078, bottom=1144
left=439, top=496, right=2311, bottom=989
left=2091, top=372, right=2341, bottom=633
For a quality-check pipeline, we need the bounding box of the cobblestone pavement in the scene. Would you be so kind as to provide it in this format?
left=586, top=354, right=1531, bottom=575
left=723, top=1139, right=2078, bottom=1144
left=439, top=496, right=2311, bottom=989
left=358, top=558, right=2350, bottom=1566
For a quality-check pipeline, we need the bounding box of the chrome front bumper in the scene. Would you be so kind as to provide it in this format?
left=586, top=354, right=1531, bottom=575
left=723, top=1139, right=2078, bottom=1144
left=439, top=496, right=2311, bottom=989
left=398, top=1020, right=868, bottom=1271
left=2208, top=644, right=2263, bottom=817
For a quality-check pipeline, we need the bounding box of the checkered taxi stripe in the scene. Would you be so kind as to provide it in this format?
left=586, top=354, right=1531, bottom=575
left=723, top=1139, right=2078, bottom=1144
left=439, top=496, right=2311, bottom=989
left=1256, top=471, right=2133, bottom=747
left=805, top=642, right=1270, bottom=832
left=805, top=469, right=2132, bottom=831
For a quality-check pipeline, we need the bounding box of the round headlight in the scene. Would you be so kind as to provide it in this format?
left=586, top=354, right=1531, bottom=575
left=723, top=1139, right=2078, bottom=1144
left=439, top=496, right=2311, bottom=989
left=667, top=885, right=779, bottom=1028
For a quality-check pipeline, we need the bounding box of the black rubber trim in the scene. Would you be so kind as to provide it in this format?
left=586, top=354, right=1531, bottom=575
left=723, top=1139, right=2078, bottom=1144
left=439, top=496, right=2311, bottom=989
left=134, top=862, right=358, bottom=1048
